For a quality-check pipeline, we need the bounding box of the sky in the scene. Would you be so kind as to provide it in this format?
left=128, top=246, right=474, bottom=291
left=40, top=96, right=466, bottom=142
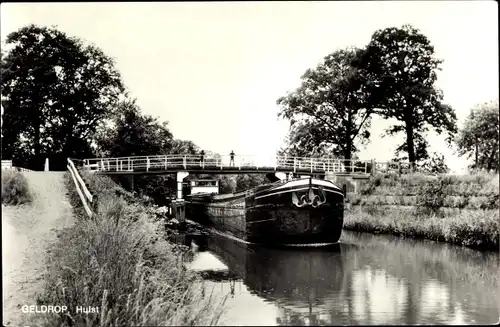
left=1, top=1, right=498, bottom=173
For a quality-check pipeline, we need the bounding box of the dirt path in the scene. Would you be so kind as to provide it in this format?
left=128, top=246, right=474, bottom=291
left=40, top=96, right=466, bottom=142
left=2, top=172, right=74, bottom=326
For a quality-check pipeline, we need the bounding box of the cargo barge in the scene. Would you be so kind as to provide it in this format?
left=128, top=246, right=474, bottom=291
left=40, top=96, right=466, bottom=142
left=185, top=175, right=344, bottom=246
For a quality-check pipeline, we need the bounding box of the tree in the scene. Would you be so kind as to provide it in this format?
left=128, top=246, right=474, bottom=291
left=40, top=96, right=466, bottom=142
left=392, top=132, right=430, bottom=162
left=418, top=152, right=450, bottom=174
left=278, top=119, right=340, bottom=158
left=277, top=47, right=373, bottom=164
left=355, top=24, right=457, bottom=169
left=1, top=24, right=124, bottom=170
left=234, top=174, right=267, bottom=192
left=95, top=99, right=181, bottom=204
left=456, top=99, right=499, bottom=172
left=170, top=139, right=200, bottom=155
left=96, top=99, right=173, bottom=157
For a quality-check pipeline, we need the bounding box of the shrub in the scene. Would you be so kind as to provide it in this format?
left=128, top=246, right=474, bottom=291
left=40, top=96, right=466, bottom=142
left=416, top=176, right=452, bottom=213
left=1, top=169, right=32, bottom=205
left=359, top=174, right=382, bottom=195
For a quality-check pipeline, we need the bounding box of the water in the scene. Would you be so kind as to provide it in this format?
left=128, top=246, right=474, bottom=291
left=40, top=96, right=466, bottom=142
left=181, top=230, right=499, bottom=325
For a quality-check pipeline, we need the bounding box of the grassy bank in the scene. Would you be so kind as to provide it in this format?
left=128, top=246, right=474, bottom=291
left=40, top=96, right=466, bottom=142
left=35, top=170, right=225, bottom=327
left=1, top=169, right=32, bottom=205
left=345, top=172, right=499, bottom=251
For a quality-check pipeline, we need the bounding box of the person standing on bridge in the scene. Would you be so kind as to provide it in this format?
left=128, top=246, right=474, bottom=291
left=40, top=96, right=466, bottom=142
left=230, top=150, right=235, bottom=167
left=200, top=150, right=205, bottom=167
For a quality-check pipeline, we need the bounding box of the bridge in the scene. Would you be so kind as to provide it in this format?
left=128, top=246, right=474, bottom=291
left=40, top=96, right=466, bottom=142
left=82, top=154, right=378, bottom=175
left=80, top=154, right=411, bottom=199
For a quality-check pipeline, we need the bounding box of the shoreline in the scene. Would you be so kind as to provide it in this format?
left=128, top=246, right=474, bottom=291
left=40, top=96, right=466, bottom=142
left=338, top=172, right=499, bottom=252
left=342, top=205, right=498, bottom=252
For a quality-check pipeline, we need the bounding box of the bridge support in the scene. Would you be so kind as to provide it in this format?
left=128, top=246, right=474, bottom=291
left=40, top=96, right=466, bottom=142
left=125, top=175, right=134, bottom=192
left=177, top=171, right=189, bottom=199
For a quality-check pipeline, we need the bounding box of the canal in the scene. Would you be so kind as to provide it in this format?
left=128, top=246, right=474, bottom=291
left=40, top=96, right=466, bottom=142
left=180, top=230, right=499, bottom=325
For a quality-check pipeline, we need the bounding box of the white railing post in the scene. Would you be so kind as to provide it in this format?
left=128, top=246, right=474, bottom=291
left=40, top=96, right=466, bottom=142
left=146, top=157, right=150, bottom=172
left=310, top=158, right=313, bottom=173
left=165, top=156, right=168, bottom=169
left=128, top=158, right=131, bottom=171
left=351, top=160, right=354, bottom=173
left=183, top=156, right=186, bottom=169
left=365, top=161, right=368, bottom=174
left=107, top=161, right=110, bottom=171
left=294, top=157, right=297, bottom=173
left=115, top=158, right=118, bottom=171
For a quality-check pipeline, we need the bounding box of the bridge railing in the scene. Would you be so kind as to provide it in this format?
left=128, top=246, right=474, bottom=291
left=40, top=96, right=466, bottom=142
left=375, top=161, right=412, bottom=175
left=83, top=154, right=378, bottom=174
left=68, top=158, right=94, bottom=218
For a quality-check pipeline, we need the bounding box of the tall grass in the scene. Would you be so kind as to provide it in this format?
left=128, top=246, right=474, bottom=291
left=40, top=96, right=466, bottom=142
left=349, top=171, right=499, bottom=251
left=359, top=171, right=499, bottom=197
left=344, top=206, right=499, bottom=251
left=36, top=171, right=226, bottom=327
left=1, top=169, right=32, bottom=205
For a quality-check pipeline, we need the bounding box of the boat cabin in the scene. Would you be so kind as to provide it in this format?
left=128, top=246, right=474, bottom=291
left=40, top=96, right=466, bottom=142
left=189, top=179, right=219, bottom=195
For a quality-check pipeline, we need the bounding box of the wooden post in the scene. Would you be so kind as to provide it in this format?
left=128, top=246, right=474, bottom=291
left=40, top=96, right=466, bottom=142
left=371, top=159, right=376, bottom=176
left=183, top=156, right=187, bottom=169
left=398, top=161, right=402, bottom=176
left=147, top=157, right=150, bottom=172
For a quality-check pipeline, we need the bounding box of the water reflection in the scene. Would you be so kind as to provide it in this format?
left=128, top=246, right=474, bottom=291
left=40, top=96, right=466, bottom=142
left=185, top=231, right=499, bottom=325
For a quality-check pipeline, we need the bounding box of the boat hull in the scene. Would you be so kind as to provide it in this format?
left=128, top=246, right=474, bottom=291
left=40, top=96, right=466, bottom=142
left=185, top=178, right=344, bottom=246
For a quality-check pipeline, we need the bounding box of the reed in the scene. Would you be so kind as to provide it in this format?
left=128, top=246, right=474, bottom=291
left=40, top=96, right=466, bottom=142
left=35, top=171, right=226, bottom=327
left=344, top=206, right=499, bottom=251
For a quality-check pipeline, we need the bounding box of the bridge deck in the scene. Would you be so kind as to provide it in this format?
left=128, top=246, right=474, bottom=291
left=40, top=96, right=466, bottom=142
left=81, top=154, right=411, bottom=177
left=98, top=165, right=333, bottom=175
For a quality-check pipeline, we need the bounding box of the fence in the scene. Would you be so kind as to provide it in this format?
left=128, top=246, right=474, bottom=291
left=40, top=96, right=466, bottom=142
left=14, top=167, right=34, bottom=172
left=2, top=160, right=12, bottom=170
left=67, top=158, right=94, bottom=218
left=373, top=161, right=413, bottom=175
left=2, top=160, right=35, bottom=172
